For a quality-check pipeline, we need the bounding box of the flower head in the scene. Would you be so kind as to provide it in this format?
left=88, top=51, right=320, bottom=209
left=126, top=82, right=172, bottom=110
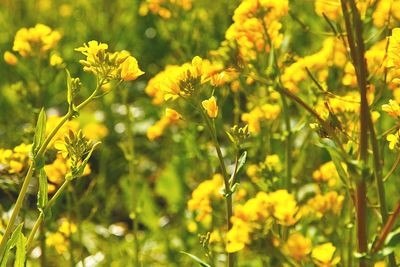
left=202, top=96, right=218, bottom=118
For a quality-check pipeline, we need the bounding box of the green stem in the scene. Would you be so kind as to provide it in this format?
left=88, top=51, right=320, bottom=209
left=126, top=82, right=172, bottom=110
left=199, top=108, right=234, bottom=267
left=0, top=79, right=103, bottom=259
left=123, top=90, right=140, bottom=266
left=26, top=180, right=70, bottom=250
left=280, top=93, right=292, bottom=192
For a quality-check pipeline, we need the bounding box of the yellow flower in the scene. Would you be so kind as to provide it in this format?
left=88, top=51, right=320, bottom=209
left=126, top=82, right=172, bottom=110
left=165, top=108, right=182, bottom=123
left=146, top=117, right=170, bottom=141
left=382, top=99, right=400, bottom=117
left=312, top=243, right=340, bottom=266
left=202, top=96, right=218, bottom=118
left=3, top=51, right=18, bottom=65
left=388, top=28, right=400, bottom=68
left=374, top=261, right=387, bottom=267
left=387, top=131, right=400, bottom=150
left=50, top=53, right=63, bottom=66
left=285, top=232, right=312, bottom=262
left=83, top=122, right=109, bottom=141
left=13, top=24, right=61, bottom=57
left=58, top=219, right=77, bottom=237
left=187, top=174, right=223, bottom=222
left=46, top=232, right=68, bottom=254
left=120, top=56, right=144, bottom=81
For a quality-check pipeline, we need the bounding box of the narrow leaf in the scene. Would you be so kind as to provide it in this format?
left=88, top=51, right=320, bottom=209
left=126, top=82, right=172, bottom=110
left=14, top=232, right=26, bottom=267
left=37, top=168, right=48, bottom=211
left=0, top=223, right=23, bottom=267
left=180, top=251, right=210, bottom=267
left=32, top=108, right=47, bottom=156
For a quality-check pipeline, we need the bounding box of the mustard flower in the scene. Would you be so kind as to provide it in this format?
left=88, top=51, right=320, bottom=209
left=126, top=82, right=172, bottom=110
left=3, top=51, right=18, bottom=65
left=311, top=243, right=340, bottom=267
left=202, top=96, right=218, bottom=118
left=284, top=232, right=312, bottom=262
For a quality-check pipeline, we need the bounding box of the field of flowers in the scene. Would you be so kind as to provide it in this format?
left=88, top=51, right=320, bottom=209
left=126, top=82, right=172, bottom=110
left=0, top=0, right=399, bottom=266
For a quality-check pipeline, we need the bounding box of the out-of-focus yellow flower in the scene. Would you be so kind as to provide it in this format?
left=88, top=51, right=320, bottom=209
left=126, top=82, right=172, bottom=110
left=382, top=99, right=400, bottom=118
left=311, top=242, right=340, bottom=267
left=83, top=122, right=109, bottom=141
left=227, top=190, right=300, bottom=253
left=388, top=28, right=400, bottom=68
left=165, top=108, right=182, bottom=123
left=187, top=174, right=223, bottom=222
left=187, top=221, right=197, bottom=233
left=58, top=219, right=77, bottom=237
left=306, top=191, right=345, bottom=218
left=285, top=232, right=312, bottom=262
left=202, top=96, right=218, bottom=118
left=241, top=104, right=281, bottom=133
left=120, top=56, right=144, bottom=81
left=146, top=117, right=170, bottom=141
left=374, top=261, right=387, bottom=267
left=387, top=130, right=400, bottom=150
left=50, top=53, right=63, bottom=66
left=139, top=0, right=192, bottom=18
left=312, top=161, right=345, bottom=187
left=59, top=4, right=73, bottom=17
left=46, top=232, right=68, bottom=254
left=13, top=24, right=61, bottom=57
left=3, top=51, right=18, bottom=65
left=0, top=143, right=32, bottom=174
left=373, top=0, right=400, bottom=28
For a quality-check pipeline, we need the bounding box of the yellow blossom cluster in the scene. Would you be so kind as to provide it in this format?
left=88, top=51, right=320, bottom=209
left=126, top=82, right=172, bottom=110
left=0, top=143, right=32, bottom=174
left=46, top=219, right=77, bottom=254
left=145, top=56, right=226, bottom=103
left=225, top=0, right=288, bottom=61
left=382, top=99, right=400, bottom=118
left=284, top=232, right=312, bottom=262
left=139, top=0, right=192, bottom=19
left=146, top=108, right=182, bottom=140
left=187, top=174, right=223, bottom=223
left=386, top=129, right=400, bottom=150
left=312, top=161, right=343, bottom=187
left=12, top=24, right=61, bottom=57
left=226, top=190, right=300, bottom=253
left=281, top=37, right=346, bottom=93
left=373, top=0, right=400, bottom=28
left=246, top=154, right=282, bottom=182
left=305, top=191, right=344, bottom=218
left=241, top=103, right=281, bottom=133
left=75, top=41, right=144, bottom=82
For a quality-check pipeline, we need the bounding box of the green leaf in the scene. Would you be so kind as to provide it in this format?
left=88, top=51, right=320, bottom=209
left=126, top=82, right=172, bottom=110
left=37, top=168, right=48, bottom=211
left=237, top=151, right=247, bottom=173
left=386, top=226, right=400, bottom=248
left=14, top=232, right=26, bottom=267
left=0, top=223, right=23, bottom=267
left=180, top=251, right=210, bottom=267
left=32, top=108, right=47, bottom=156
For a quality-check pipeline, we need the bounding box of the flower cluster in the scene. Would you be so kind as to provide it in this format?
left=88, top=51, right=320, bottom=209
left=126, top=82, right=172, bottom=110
left=146, top=108, right=182, bottom=140
left=75, top=41, right=144, bottom=82
left=225, top=0, right=288, bottom=61
left=46, top=219, right=77, bottom=254
left=12, top=24, right=61, bottom=57
left=145, top=56, right=225, bottom=102
left=312, top=161, right=343, bottom=187
left=0, top=143, right=32, bottom=174
left=139, top=0, right=192, bottom=19
left=305, top=191, right=345, bottom=218
left=226, top=189, right=300, bottom=252
left=187, top=174, right=223, bottom=223
left=241, top=103, right=281, bottom=133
